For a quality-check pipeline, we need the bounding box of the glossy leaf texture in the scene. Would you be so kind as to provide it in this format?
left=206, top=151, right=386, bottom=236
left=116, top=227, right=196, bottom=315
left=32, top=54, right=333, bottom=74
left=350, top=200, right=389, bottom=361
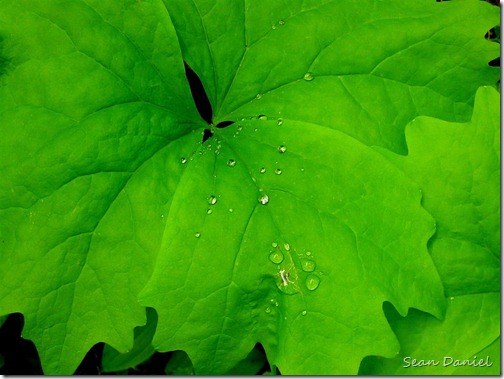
left=0, top=0, right=499, bottom=375
left=361, top=86, right=500, bottom=375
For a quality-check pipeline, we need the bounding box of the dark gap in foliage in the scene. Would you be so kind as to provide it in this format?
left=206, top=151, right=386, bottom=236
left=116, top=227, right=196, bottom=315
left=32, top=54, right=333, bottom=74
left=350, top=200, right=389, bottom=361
left=184, top=61, right=213, bottom=124
left=0, top=313, right=43, bottom=374
left=488, top=57, right=500, bottom=67
left=202, top=128, right=213, bottom=143
left=74, top=342, right=104, bottom=374
left=215, top=120, right=235, bottom=129
left=128, top=351, right=172, bottom=375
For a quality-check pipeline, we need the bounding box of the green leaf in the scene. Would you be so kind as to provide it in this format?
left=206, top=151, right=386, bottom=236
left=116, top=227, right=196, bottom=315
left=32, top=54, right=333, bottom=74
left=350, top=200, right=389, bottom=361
left=0, top=0, right=204, bottom=374
left=139, top=119, right=445, bottom=374
left=362, top=86, right=500, bottom=374
left=0, top=0, right=498, bottom=375
left=164, top=0, right=499, bottom=153
left=101, top=308, right=157, bottom=373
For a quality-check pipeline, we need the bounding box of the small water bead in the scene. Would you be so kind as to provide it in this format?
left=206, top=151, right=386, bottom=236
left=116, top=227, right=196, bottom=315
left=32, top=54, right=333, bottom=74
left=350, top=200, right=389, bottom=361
left=278, top=145, right=287, bottom=153
left=229, top=208, right=233, bottom=213
left=301, top=310, right=307, bottom=316
left=275, top=301, right=279, bottom=307
left=306, top=251, right=312, bottom=257
left=275, top=168, right=282, bottom=175
left=272, top=24, right=277, bottom=30
left=207, top=209, right=213, bottom=215
left=260, top=167, right=266, bottom=174
left=180, top=157, right=188, bottom=164
left=265, top=307, right=271, bottom=314
left=256, top=94, right=262, bottom=100
left=214, top=149, right=220, bottom=155
left=258, top=194, right=269, bottom=205
left=272, top=242, right=278, bottom=248
left=258, top=114, right=267, bottom=121
left=301, top=259, right=316, bottom=272
left=237, top=125, right=243, bottom=131
left=305, top=274, right=320, bottom=291
left=284, top=243, right=290, bottom=251
left=208, top=195, right=218, bottom=205
left=303, top=72, right=314, bottom=81
left=278, top=19, right=285, bottom=25
left=277, top=119, right=283, bottom=126
left=227, top=159, right=236, bottom=167
left=195, top=232, right=201, bottom=238
left=269, top=251, right=284, bottom=264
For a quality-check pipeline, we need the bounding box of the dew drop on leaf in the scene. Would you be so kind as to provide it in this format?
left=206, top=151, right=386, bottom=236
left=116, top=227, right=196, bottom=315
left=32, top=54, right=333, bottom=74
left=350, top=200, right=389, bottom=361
left=269, top=251, right=284, bottom=264
left=265, top=307, right=271, bottom=314
left=278, top=19, right=285, bottom=25
left=305, top=274, right=320, bottom=291
left=256, top=94, right=262, bottom=100
left=284, top=243, right=290, bottom=251
left=258, top=194, right=269, bottom=205
left=208, top=195, right=217, bottom=205
left=301, top=258, right=316, bottom=272
left=180, top=157, right=187, bottom=164
left=260, top=167, right=266, bottom=174
left=258, top=114, right=267, bottom=121
left=277, top=118, right=283, bottom=126
left=227, top=159, right=236, bottom=167
left=195, top=232, right=201, bottom=238
left=207, top=209, right=213, bottom=215
left=301, top=310, right=307, bottom=316
left=306, top=251, right=312, bottom=257
left=278, top=145, right=287, bottom=153
left=272, top=242, right=278, bottom=248
left=275, top=168, right=282, bottom=175
left=303, top=72, right=314, bottom=81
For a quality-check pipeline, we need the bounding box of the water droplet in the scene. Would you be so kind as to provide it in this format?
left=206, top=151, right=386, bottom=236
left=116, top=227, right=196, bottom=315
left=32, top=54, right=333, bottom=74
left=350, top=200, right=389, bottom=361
left=275, top=168, right=282, bottom=175
left=237, top=125, right=243, bottom=131
left=275, top=301, right=279, bottom=307
left=207, top=209, right=213, bottom=215
left=284, top=243, right=290, bottom=251
left=180, top=157, right=187, bottom=164
left=301, top=310, right=307, bottom=316
left=258, top=194, right=269, bottom=205
left=449, top=296, right=455, bottom=300
left=208, top=195, right=218, bottom=205
left=301, top=259, right=316, bottom=272
left=306, top=251, right=312, bottom=257
left=161, top=214, right=164, bottom=218
left=272, top=242, right=278, bottom=248
left=227, top=159, right=236, bottom=167
left=270, top=298, right=276, bottom=304
left=272, top=24, right=277, bottom=30
left=277, top=119, right=283, bottom=126
left=278, top=19, right=285, bottom=25
left=256, top=94, right=262, bottom=100
left=265, top=307, right=271, bottom=314
left=278, top=145, right=287, bottom=153
left=306, top=274, right=320, bottom=291
left=258, top=114, right=267, bottom=121
left=269, top=251, right=284, bottom=264
left=303, top=72, right=314, bottom=81
left=260, top=167, right=266, bottom=174
left=195, top=232, right=201, bottom=238
left=214, top=149, right=220, bottom=155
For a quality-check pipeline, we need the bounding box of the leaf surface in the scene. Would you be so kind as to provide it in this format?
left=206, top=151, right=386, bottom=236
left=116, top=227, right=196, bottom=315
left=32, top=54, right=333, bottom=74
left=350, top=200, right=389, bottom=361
left=361, top=86, right=500, bottom=375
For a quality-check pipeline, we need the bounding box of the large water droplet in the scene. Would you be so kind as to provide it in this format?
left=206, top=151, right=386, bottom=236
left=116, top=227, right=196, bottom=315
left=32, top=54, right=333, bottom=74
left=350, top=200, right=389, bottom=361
left=301, top=259, right=316, bottom=272
left=278, top=145, right=287, bottom=153
left=208, top=195, right=217, bottom=205
left=260, top=167, right=266, bottom=174
left=305, top=274, right=320, bottom=291
left=277, top=269, right=300, bottom=295
left=227, top=159, right=236, bottom=167
left=303, top=72, right=314, bottom=81
left=275, top=168, right=282, bottom=175
left=258, top=114, right=267, bottom=121
left=269, top=251, right=284, bottom=264
left=180, top=157, right=187, bottom=164
left=258, top=194, right=269, bottom=205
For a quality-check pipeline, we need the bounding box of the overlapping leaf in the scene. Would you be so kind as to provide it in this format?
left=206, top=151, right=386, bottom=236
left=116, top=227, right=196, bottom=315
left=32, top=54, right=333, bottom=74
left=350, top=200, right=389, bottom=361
left=0, top=0, right=499, bottom=375
left=361, top=86, right=500, bottom=375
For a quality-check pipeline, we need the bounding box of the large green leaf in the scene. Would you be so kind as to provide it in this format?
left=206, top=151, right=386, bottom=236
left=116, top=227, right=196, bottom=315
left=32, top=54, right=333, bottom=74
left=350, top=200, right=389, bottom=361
left=361, top=86, right=500, bottom=375
left=164, top=0, right=499, bottom=153
left=0, top=0, right=499, bottom=375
